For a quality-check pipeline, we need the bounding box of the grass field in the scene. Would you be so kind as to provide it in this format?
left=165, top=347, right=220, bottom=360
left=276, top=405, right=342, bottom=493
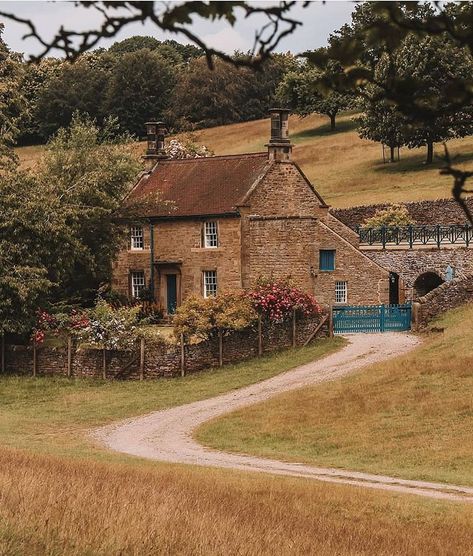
left=16, top=112, right=473, bottom=208
left=2, top=332, right=473, bottom=554
left=2, top=447, right=473, bottom=556
left=198, top=304, right=473, bottom=487
left=3, top=324, right=473, bottom=553
left=0, top=339, right=343, bottom=459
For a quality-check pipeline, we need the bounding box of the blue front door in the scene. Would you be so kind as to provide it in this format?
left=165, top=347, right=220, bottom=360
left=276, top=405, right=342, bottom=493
left=166, top=274, right=177, bottom=314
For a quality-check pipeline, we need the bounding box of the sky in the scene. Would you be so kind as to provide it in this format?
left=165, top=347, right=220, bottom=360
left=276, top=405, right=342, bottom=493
left=0, top=1, right=355, bottom=57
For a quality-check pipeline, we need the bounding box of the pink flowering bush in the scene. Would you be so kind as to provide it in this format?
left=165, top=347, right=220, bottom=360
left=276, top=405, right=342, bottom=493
left=247, top=281, right=320, bottom=323
left=32, top=309, right=90, bottom=344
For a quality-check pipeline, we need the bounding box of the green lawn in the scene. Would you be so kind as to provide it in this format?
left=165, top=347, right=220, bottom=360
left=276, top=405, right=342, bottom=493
left=197, top=304, right=473, bottom=486
left=0, top=338, right=344, bottom=461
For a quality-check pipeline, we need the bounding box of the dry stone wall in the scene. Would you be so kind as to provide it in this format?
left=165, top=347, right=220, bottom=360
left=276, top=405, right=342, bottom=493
left=332, top=197, right=473, bottom=230
left=4, top=315, right=328, bottom=380
left=415, top=274, right=473, bottom=326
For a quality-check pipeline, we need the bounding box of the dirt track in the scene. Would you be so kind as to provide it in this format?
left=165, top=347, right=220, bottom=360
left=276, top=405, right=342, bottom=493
left=94, top=333, right=473, bottom=503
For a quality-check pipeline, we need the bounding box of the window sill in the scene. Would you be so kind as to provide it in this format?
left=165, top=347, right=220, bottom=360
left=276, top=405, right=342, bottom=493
left=128, top=248, right=150, bottom=253
left=191, top=247, right=223, bottom=252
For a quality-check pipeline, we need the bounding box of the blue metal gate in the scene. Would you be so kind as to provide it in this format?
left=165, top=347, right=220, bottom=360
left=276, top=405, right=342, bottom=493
left=332, top=304, right=411, bottom=334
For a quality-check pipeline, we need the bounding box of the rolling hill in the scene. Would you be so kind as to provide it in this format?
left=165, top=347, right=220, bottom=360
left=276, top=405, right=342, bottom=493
left=16, top=112, right=473, bottom=208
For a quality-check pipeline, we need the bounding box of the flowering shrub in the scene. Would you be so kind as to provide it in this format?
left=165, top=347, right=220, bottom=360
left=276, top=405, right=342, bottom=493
left=165, top=135, right=213, bottom=159
left=77, top=300, right=141, bottom=350
left=174, top=292, right=256, bottom=340
left=32, top=309, right=90, bottom=344
left=247, top=281, right=320, bottom=323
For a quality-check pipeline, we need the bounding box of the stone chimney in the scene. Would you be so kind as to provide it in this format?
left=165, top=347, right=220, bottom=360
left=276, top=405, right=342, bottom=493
left=143, top=121, right=168, bottom=171
left=266, top=108, right=292, bottom=161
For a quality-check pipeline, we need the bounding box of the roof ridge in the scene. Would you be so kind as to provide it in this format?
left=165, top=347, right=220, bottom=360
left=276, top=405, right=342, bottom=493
left=158, top=152, right=267, bottom=164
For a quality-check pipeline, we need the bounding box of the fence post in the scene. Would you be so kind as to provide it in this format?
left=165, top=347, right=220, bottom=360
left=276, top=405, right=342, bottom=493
left=67, top=335, right=73, bottom=377
left=180, top=333, right=185, bottom=377
left=437, top=224, right=441, bottom=249
left=329, top=306, right=334, bottom=337
left=257, top=315, right=263, bottom=356
left=218, top=329, right=223, bottom=367
left=409, top=225, right=413, bottom=249
left=32, top=339, right=37, bottom=377
left=140, top=337, right=145, bottom=381
left=380, top=305, right=386, bottom=333
left=1, top=333, right=4, bottom=374
left=102, top=348, right=107, bottom=380
left=292, top=308, right=297, bottom=347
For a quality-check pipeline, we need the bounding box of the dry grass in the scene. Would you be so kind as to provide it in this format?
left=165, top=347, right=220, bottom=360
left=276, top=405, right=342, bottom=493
left=198, top=304, right=473, bottom=486
left=2, top=447, right=473, bottom=555
left=16, top=113, right=473, bottom=208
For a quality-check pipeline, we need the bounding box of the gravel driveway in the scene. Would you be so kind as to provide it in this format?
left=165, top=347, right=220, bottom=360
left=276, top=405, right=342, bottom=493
left=94, top=333, right=473, bottom=502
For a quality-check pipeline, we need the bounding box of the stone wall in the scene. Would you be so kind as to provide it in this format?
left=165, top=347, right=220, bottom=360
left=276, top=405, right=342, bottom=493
left=4, top=315, right=329, bottom=380
left=415, top=274, right=473, bottom=327
left=332, top=197, right=473, bottom=230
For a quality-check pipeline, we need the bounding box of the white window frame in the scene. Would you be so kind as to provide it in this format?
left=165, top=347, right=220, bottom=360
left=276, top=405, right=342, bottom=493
left=203, top=270, right=218, bottom=298
left=130, top=226, right=144, bottom=250
left=131, top=271, right=146, bottom=299
left=204, top=221, right=218, bottom=248
left=335, top=281, right=348, bottom=304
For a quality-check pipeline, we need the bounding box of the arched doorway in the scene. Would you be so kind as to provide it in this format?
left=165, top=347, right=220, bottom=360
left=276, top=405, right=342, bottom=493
left=389, top=272, right=400, bottom=304
left=413, top=272, right=444, bottom=298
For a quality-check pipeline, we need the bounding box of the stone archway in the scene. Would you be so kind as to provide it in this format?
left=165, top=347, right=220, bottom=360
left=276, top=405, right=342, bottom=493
left=413, top=271, right=444, bottom=298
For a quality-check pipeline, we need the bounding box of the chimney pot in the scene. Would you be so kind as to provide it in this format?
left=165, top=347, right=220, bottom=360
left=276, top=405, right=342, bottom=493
left=144, top=120, right=168, bottom=170
left=266, top=108, right=292, bottom=161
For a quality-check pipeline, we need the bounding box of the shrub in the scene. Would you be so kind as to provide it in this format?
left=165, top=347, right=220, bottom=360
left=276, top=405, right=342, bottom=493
left=247, top=281, right=321, bottom=323
left=174, top=293, right=256, bottom=340
left=363, top=204, right=415, bottom=229
left=76, top=299, right=141, bottom=350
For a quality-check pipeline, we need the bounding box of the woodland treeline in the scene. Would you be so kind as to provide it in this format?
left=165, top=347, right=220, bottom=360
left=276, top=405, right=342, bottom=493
left=3, top=3, right=473, bottom=166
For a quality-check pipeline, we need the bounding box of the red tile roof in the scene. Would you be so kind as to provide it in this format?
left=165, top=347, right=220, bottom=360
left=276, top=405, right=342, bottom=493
left=123, top=152, right=269, bottom=218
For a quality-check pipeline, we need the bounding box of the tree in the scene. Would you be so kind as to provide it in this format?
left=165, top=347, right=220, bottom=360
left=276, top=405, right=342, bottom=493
left=35, top=57, right=111, bottom=140
left=394, top=34, right=473, bottom=164
left=169, top=54, right=294, bottom=129
left=0, top=23, right=24, bottom=166
left=109, top=36, right=202, bottom=63
left=17, top=57, right=64, bottom=144
left=276, top=56, right=353, bottom=130
left=105, top=48, right=175, bottom=137
left=357, top=53, right=407, bottom=162
left=38, top=114, right=141, bottom=303
left=0, top=167, right=69, bottom=336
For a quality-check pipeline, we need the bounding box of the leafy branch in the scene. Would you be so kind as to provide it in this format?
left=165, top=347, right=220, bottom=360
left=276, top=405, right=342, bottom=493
left=0, top=1, right=306, bottom=68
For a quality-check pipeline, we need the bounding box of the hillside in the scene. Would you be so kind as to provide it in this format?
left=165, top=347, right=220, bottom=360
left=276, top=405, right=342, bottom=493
left=16, top=112, right=473, bottom=208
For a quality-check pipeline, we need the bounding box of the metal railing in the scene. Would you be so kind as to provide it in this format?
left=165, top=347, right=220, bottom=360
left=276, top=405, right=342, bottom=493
left=358, top=224, right=473, bottom=249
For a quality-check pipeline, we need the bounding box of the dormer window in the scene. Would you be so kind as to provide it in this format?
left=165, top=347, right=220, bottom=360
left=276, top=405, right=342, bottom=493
left=130, top=226, right=144, bottom=250
left=203, top=221, right=218, bottom=248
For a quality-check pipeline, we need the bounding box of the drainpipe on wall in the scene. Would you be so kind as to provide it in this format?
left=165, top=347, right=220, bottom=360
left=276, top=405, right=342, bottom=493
left=149, top=221, right=155, bottom=299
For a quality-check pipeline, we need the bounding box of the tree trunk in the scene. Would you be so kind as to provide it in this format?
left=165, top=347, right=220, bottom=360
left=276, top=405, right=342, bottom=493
left=102, top=348, right=107, bottom=380
left=329, top=114, right=336, bottom=131
left=426, top=141, right=434, bottom=164
left=1, top=333, right=5, bottom=375
left=390, top=145, right=396, bottom=163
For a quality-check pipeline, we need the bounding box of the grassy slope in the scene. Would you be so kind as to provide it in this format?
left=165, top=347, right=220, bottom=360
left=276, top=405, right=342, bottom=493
left=198, top=304, right=473, bottom=486
left=0, top=339, right=343, bottom=460
left=17, top=112, right=473, bottom=207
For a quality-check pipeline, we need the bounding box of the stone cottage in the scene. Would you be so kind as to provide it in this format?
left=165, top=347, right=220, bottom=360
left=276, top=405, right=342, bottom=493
left=112, top=109, right=391, bottom=315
